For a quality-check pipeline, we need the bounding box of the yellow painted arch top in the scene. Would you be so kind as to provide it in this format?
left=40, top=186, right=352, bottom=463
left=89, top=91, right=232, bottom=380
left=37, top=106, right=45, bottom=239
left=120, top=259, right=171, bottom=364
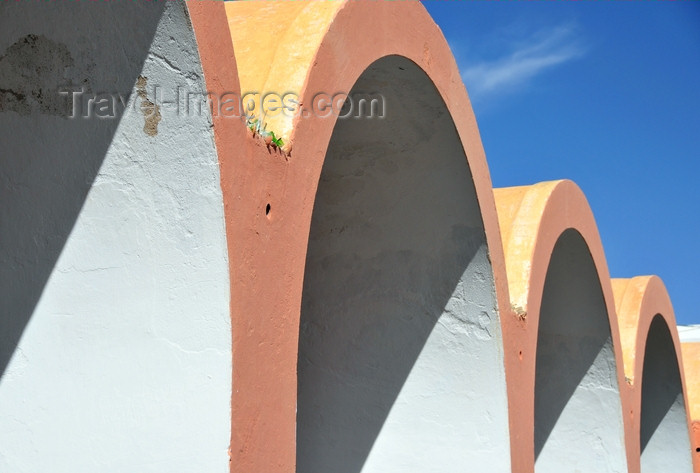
left=225, top=1, right=344, bottom=142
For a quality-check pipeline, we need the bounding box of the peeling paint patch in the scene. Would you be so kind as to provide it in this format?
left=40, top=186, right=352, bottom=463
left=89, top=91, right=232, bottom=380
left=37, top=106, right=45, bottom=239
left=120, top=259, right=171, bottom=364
left=0, top=34, right=87, bottom=116
left=136, top=75, right=161, bottom=136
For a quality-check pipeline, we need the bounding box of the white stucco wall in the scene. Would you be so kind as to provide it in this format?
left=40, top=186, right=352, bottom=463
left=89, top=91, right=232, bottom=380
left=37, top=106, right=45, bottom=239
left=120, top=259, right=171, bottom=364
left=640, top=317, right=693, bottom=473
left=297, top=56, right=511, bottom=473
left=534, top=230, right=627, bottom=473
left=678, top=325, right=700, bottom=343
left=0, top=2, right=232, bottom=472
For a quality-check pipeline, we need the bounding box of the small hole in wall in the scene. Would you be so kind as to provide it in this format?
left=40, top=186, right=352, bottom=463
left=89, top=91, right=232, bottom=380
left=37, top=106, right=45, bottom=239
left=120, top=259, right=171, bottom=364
left=265, top=203, right=271, bottom=216
left=695, top=447, right=700, bottom=453
left=518, top=350, right=523, bottom=361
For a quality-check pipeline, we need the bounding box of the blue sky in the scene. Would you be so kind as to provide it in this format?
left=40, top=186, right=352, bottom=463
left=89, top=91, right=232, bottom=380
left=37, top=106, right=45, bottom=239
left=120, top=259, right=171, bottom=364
left=423, top=1, right=700, bottom=325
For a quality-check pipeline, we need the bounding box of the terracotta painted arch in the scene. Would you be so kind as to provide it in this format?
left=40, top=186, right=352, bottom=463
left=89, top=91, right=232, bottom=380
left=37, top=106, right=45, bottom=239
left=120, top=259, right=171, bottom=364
left=3, top=1, right=698, bottom=473
left=218, top=1, right=517, bottom=472
left=185, top=3, right=696, bottom=473
left=612, top=276, right=695, bottom=473
left=494, top=179, right=630, bottom=473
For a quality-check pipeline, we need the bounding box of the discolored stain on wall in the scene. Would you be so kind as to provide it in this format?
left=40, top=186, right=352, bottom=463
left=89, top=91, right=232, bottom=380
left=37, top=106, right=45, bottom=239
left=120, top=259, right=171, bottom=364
left=0, top=34, right=90, bottom=116
left=136, top=75, right=161, bottom=136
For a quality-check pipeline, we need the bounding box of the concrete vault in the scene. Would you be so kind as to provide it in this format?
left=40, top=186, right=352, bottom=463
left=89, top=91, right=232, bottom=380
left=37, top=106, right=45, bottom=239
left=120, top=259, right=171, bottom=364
left=1, top=1, right=698, bottom=473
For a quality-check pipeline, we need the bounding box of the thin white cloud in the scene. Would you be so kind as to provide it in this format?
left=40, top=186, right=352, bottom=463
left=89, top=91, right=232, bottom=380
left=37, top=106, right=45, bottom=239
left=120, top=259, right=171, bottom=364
left=462, top=25, right=585, bottom=102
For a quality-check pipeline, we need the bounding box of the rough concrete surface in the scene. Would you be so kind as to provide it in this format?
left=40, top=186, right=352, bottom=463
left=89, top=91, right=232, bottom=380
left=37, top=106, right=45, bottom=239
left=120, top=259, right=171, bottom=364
left=640, top=316, right=692, bottom=472
left=2, top=2, right=697, bottom=473
left=297, top=56, right=511, bottom=473
left=534, top=230, right=627, bottom=473
left=0, top=2, right=231, bottom=472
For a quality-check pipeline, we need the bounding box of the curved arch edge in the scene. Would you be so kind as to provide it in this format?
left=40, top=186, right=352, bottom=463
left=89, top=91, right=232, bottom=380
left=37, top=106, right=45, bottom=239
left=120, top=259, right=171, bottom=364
left=613, top=276, right=695, bottom=473
left=203, top=2, right=697, bottom=472
left=494, top=179, right=630, bottom=473
left=219, top=2, right=514, bottom=472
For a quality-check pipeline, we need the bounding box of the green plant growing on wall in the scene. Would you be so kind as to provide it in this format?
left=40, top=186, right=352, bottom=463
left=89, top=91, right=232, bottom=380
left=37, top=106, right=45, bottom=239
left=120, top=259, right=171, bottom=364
left=269, top=130, right=284, bottom=148
left=245, top=114, right=284, bottom=151
left=246, top=116, right=262, bottom=134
